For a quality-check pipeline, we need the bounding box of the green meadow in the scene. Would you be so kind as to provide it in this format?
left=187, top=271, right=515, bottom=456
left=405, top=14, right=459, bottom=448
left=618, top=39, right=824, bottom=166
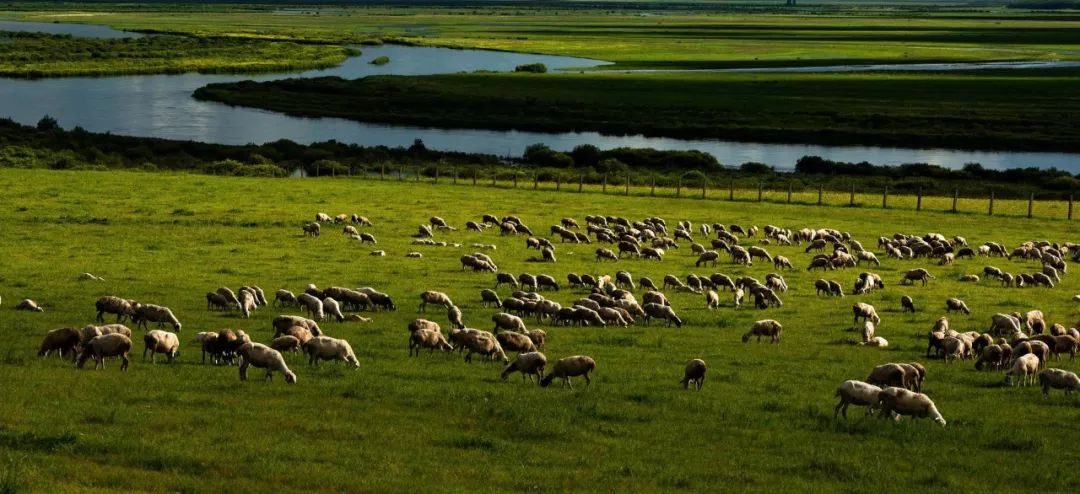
left=1, top=168, right=1079, bottom=492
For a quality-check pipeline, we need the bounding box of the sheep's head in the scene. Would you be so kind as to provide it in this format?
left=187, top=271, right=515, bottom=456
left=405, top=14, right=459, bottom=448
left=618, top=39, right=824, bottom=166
left=284, top=371, right=297, bottom=384
left=173, top=323, right=182, bottom=333
left=741, top=333, right=751, bottom=343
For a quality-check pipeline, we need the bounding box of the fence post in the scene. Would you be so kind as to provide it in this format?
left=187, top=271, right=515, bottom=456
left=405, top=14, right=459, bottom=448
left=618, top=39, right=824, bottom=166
left=579, top=175, right=583, bottom=193
left=757, top=182, right=763, bottom=202
left=916, top=187, right=922, bottom=211
left=882, top=186, right=888, bottom=209
left=380, top=164, right=385, bottom=180
left=602, top=173, right=607, bottom=193
left=952, top=188, right=958, bottom=212
left=729, top=180, right=734, bottom=201
left=1070, top=194, right=1074, bottom=220
left=556, top=175, right=561, bottom=191
left=626, top=174, right=630, bottom=196
left=850, top=184, right=855, bottom=206
left=989, top=190, right=995, bottom=216
left=676, top=178, right=682, bottom=198
left=534, top=174, right=539, bottom=190
left=1028, top=193, right=1034, bottom=218
left=491, top=172, right=496, bottom=186
left=651, top=178, right=655, bottom=197
left=787, top=182, right=792, bottom=204
left=453, top=169, right=458, bottom=185
left=398, top=167, right=403, bottom=181
left=415, top=169, right=420, bottom=182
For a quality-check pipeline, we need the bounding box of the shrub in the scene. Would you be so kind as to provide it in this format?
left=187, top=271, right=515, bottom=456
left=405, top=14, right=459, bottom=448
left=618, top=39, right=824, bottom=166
left=514, top=63, right=547, bottom=73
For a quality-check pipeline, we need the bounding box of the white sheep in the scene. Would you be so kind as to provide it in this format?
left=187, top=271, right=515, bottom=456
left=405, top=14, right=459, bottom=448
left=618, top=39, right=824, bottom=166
left=238, top=342, right=296, bottom=383
left=142, top=330, right=180, bottom=363
left=834, top=380, right=883, bottom=419
left=15, top=299, right=44, bottom=312
left=492, top=313, right=527, bottom=332
left=1005, top=353, right=1040, bottom=386
left=852, top=303, right=880, bottom=326
left=239, top=290, right=258, bottom=319
left=303, top=336, right=359, bottom=368
left=296, top=293, right=325, bottom=321
left=742, top=319, right=782, bottom=343
left=76, top=333, right=132, bottom=371
left=862, top=321, right=876, bottom=342
left=876, top=387, right=946, bottom=426
left=322, top=297, right=345, bottom=323
left=1038, top=368, right=1080, bottom=396
left=419, top=290, right=454, bottom=312
left=860, top=337, right=889, bottom=348
left=409, top=328, right=453, bottom=356
left=132, top=304, right=181, bottom=332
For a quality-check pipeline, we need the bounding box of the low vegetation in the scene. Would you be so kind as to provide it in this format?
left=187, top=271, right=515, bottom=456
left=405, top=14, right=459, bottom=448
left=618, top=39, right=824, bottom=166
left=1, top=168, right=1079, bottom=491
left=193, top=69, right=1080, bottom=152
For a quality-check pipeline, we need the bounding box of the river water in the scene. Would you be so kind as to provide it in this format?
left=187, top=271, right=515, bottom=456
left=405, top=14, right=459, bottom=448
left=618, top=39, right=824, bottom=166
left=0, top=19, right=1076, bottom=171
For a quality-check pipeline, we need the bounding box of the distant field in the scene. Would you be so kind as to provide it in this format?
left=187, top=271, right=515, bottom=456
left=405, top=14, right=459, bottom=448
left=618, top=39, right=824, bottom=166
left=7, top=7, right=1080, bottom=68
left=1, top=168, right=1079, bottom=491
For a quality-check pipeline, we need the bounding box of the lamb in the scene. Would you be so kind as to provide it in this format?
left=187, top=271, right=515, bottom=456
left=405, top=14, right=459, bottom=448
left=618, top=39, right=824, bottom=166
left=945, top=298, right=971, bottom=315
left=419, top=290, right=453, bottom=312
left=862, top=321, right=876, bottom=342
left=274, top=289, right=297, bottom=307
left=1005, top=353, right=1040, bottom=386
left=742, top=319, right=782, bottom=343
left=143, top=330, right=180, bottom=363
left=860, top=337, right=889, bottom=348
left=238, top=342, right=296, bottom=383
left=409, top=328, right=453, bottom=356
left=15, top=299, right=43, bottom=312
left=492, top=313, right=527, bottom=332
left=296, top=293, right=325, bottom=321
left=852, top=303, right=881, bottom=326
left=1038, top=368, right=1080, bottom=396
left=705, top=290, right=719, bottom=310
left=270, top=335, right=302, bottom=353
left=95, top=296, right=137, bottom=322
left=38, top=327, right=82, bottom=359
left=681, top=359, right=706, bottom=390
left=303, top=336, right=360, bottom=368
left=539, top=355, right=596, bottom=389
left=132, top=304, right=181, bottom=332
left=238, top=290, right=258, bottom=319
left=834, top=380, right=884, bottom=419
left=76, top=333, right=132, bottom=371
left=496, top=331, right=537, bottom=354
left=501, top=352, right=547, bottom=382
left=876, top=387, right=946, bottom=426
left=303, top=222, right=321, bottom=237
left=643, top=303, right=683, bottom=328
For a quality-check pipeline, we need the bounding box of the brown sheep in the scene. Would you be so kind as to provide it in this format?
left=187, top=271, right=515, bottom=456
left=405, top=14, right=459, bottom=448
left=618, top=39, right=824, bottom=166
left=681, top=359, right=706, bottom=390
left=742, top=319, right=782, bottom=343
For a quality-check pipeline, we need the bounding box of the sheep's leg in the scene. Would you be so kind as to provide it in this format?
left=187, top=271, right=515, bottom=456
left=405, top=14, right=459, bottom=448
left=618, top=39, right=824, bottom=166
left=120, top=354, right=129, bottom=371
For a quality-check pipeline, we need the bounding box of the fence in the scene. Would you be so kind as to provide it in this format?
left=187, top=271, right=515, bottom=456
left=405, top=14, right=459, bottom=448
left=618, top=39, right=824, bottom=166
left=289, top=165, right=1077, bottom=221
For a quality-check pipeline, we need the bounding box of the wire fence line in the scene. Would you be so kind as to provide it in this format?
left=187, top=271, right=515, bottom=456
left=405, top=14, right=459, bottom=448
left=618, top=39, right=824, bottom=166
left=294, top=164, right=1076, bottom=221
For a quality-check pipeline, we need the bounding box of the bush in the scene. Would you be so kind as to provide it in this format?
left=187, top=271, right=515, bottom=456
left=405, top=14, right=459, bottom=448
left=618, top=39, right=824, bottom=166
left=514, top=63, right=547, bottom=73
left=370, top=56, right=390, bottom=65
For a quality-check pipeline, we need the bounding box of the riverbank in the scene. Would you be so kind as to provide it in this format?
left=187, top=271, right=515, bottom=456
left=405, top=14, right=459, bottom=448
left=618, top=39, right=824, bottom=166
left=193, top=69, right=1080, bottom=153
left=0, top=31, right=352, bottom=78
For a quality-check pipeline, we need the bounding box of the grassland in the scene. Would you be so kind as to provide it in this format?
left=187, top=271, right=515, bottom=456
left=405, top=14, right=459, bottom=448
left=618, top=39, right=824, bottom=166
left=2, top=168, right=1080, bottom=492
left=0, top=31, right=352, bottom=78
left=194, top=68, right=1080, bottom=151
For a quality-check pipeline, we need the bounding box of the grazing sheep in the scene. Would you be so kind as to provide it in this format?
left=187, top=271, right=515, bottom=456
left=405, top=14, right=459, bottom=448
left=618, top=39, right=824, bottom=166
left=862, top=321, right=876, bottom=342
left=480, top=289, right=501, bottom=308
left=409, top=328, right=453, bottom=356
left=322, top=297, right=345, bottom=323
left=615, top=271, right=635, bottom=290
left=359, top=232, right=377, bottom=244
left=274, top=289, right=297, bottom=308
left=206, top=291, right=231, bottom=311
left=38, top=327, right=82, bottom=360
left=303, top=222, right=321, bottom=237
left=132, top=304, right=182, bottom=332
left=681, top=359, right=707, bottom=390
left=272, top=315, right=322, bottom=338
left=643, top=303, right=683, bottom=328
left=974, top=344, right=1009, bottom=371
left=95, top=296, right=137, bottom=322
left=492, top=313, right=527, bottom=333
left=15, top=299, right=43, bottom=312
left=446, top=304, right=465, bottom=330
left=76, top=333, right=132, bottom=371
left=876, top=387, right=946, bottom=426
left=1038, top=368, right=1080, bottom=396
left=834, top=380, right=884, bottom=419
left=270, top=335, right=302, bottom=354
left=945, top=298, right=971, bottom=315
left=852, top=303, right=881, bottom=326
left=742, top=319, right=782, bottom=343
left=988, top=313, right=1021, bottom=336
left=540, top=355, right=596, bottom=389
left=296, top=293, right=325, bottom=321
left=705, top=290, right=720, bottom=310
left=1005, top=353, right=1040, bottom=386
left=143, top=330, right=180, bottom=363
left=536, top=274, right=560, bottom=292
left=902, top=268, right=934, bottom=286
left=461, top=330, right=508, bottom=363
left=501, top=352, right=548, bottom=382
left=900, top=295, right=915, bottom=313
left=866, top=363, right=919, bottom=391
left=238, top=342, right=296, bottom=383
left=695, top=250, right=720, bottom=268
left=419, top=291, right=454, bottom=312
left=237, top=290, right=258, bottom=319
left=496, top=331, right=537, bottom=354
left=1052, top=335, right=1078, bottom=360
left=303, top=336, right=359, bottom=368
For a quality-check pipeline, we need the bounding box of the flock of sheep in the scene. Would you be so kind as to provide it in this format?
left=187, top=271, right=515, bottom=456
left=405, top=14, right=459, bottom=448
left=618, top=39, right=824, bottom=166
left=18, top=210, right=1080, bottom=425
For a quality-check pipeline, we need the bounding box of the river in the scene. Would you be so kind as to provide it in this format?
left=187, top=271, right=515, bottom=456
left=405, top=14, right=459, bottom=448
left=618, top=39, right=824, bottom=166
left=0, top=19, right=1076, bottom=172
